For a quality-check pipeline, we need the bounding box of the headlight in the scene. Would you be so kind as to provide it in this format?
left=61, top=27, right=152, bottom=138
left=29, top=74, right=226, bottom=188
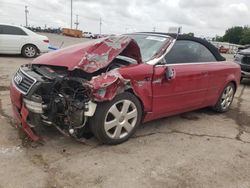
left=23, top=98, right=47, bottom=114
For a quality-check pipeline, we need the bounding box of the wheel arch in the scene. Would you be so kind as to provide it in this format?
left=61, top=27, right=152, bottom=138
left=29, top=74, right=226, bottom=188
left=21, top=43, right=40, bottom=53
left=212, top=80, right=236, bottom=112
left=219, top=72, right=239, bottom=96
left=125, top=88, right=145, bottom=113
left=214, top=79, right=237, bottom=106
left=229, top=80, right=237, bottom=91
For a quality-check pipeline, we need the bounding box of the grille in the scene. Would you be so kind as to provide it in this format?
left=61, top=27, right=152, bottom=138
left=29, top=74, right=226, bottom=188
left=242, top=56, right=250, bottom=65
left=13, top=68, right=36, bottom=95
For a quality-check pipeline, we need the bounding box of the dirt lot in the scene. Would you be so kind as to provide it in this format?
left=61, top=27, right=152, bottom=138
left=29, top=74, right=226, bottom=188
left=0, top=33, right=250, bottom=188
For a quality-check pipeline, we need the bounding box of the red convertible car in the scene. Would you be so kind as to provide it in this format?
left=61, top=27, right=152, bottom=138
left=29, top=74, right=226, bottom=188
left=10, top=32, right=241, bottom=144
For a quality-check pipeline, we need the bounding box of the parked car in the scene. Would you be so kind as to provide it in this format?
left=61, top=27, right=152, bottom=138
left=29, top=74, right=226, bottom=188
left=10, top=32, right=241, bottom=144
left=234, top=47, right=250, bottom=80
left=237, top=44, right=250, bottom=52
left=0, top=23, right=49, bottom=58
left=83, top=32, right=94, bottom=38
left=218, top=46, right=230, bottom=53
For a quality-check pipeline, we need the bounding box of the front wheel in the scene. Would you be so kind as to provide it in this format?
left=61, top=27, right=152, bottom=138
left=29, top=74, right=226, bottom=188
left=213, top=82, right=235, bottom=113
left=90, top=92, right=142, bottom=145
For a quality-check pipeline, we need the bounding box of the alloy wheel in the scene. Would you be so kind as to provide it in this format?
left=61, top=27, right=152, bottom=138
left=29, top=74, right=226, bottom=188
left=104, top=100, right=138, bottom=139
left=24, top=46, right=36, bottom=57
left=220, top=85, right=234, bottom=110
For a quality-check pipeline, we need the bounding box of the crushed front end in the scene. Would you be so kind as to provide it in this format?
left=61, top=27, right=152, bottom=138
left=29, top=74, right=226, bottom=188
left=10, top=35, right=145, bottom=141
left=10, top=64, right=96, bottom=140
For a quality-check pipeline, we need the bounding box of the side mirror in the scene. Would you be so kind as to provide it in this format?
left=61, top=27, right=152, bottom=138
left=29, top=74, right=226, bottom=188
left=165, top=67, right=175, bottom=80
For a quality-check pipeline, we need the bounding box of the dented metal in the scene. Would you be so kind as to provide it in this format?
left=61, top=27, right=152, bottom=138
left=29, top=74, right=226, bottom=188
left=32, top=35, right=141, bottom=73
left=90, top=70, right=129, bottom=101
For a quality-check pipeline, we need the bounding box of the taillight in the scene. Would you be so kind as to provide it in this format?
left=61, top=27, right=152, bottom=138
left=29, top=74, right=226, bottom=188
left=43, top=39, right=49, bottom=43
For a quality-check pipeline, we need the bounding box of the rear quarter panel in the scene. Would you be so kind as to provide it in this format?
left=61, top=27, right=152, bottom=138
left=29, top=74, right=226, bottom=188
left=206, top=61, right=241, bottom=106
left=25, top=35, right=49, bottom=53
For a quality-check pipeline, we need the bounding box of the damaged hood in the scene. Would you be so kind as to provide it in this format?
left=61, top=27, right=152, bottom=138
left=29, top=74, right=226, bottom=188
left=32, top=36, right=142, bottom=73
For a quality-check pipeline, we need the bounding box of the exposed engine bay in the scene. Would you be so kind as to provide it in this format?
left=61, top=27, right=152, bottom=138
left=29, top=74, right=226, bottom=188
left=17, top=56, right=136, bottom=139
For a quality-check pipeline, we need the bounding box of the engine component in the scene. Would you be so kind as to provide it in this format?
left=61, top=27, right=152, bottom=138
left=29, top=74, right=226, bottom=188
left=23, top=95, right=47, bottom=114
left=48, top=77, right=92, bottom=131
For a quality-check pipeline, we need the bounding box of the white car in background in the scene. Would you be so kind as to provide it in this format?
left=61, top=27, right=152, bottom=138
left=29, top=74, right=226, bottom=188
left=83, top=32, right=94, bottom=38
left=0, top=23, right=49, bottom=58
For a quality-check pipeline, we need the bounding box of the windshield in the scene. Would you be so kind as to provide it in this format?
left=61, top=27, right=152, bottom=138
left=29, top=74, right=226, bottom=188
left=126, top=34, right=170, bottom=62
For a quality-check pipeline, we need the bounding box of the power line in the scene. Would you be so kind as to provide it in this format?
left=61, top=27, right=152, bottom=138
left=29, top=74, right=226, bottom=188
left=70, top=0, right=73, bottom=28
left=2, top=2, right=156, bottom=33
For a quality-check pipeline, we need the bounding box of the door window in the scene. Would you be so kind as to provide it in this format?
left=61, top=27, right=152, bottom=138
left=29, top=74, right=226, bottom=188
left=165, top=40, right=216, bottom=64
left=0, top=25, right=27, bottom=35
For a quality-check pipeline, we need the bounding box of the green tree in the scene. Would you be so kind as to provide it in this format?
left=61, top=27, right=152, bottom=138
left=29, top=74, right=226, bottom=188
left=186, top=32, right=194, bottom=37
left=240, top=27, right=250, bottom=45
left=223, top=26, right=244, bottom=44
left=214, top=35, right=223, bottom=42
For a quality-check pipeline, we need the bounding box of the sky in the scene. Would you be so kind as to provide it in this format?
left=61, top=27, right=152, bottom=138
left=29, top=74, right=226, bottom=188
left=0, top=0, right=249, bottom=37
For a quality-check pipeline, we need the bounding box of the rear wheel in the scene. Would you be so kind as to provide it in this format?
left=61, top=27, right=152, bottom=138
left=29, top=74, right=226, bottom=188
left=90, top=92, right=142, bottom=145
left=213, top=83, right=235, bottom=112
left=21, top=44, right=38, bottom=58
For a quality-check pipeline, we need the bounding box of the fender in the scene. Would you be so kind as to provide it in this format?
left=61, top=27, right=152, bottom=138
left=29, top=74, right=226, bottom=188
left=89, top=64, right=154, bottom=113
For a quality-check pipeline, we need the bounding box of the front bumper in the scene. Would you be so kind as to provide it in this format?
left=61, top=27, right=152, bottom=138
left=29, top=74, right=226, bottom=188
left=10, top=83, right=40, bottom=141
left=38, top=43, right=50, bottom=53
left=241, top=64, right=250, bottom=78
left=241, top=70, right=250, bottom=78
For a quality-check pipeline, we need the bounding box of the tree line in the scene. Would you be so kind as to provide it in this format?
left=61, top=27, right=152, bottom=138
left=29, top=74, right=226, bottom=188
left=213, top=26, right=250, bottom=45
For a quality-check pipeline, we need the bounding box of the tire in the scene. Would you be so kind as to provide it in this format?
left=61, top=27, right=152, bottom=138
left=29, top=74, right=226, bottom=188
left=21, top=44, right=38, bottom=58
left=213, top=82, right=236, bottom=113
left=90, top=92, right=142, bottom=145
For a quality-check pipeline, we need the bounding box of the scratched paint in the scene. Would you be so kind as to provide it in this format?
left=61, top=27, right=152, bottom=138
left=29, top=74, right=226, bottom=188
left=32, top=35, right=141, bottom=74
left=90, top=69, right=130, bottom=101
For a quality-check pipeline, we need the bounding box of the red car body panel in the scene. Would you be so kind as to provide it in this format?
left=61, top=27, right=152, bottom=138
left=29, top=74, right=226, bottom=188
left=9, top=34, right=241, bottom=141
left=118, top=64, right=154, bottom=113
left=10, top=84, right=40, bottom=140
left=90, top=70, right=129, bottom=101
left=148, top=61, right=240, bottom=121
left=32, top=36, right=142, bottom=73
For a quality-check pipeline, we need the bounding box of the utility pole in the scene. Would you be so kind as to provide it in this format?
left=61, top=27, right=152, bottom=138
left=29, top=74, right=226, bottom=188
left=25, top=5, right=28, bottom=27
left=74, top=14, right=79, bottom=30
left=99, top=17, right=102, bottom=35
left=153, top=27, right=156, bottom=32
left=70, top=0, right=73, bottom=29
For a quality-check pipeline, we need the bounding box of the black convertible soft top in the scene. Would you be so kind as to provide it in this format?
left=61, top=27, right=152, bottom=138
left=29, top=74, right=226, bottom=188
left=138, top=32, right=226, bottom=61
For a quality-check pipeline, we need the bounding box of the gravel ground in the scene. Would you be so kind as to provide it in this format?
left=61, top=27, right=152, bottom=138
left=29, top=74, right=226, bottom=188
left=0, top=33, right=250, bottom=188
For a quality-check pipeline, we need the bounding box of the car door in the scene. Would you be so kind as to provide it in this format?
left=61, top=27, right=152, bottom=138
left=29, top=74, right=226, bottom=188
left=0, top=25, right=27, bottom=54
left=152, top=40, right=217, bottom=118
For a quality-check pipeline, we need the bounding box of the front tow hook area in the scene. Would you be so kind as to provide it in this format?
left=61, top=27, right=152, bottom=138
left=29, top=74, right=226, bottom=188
left=20, top=104, right=40, bottom=141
